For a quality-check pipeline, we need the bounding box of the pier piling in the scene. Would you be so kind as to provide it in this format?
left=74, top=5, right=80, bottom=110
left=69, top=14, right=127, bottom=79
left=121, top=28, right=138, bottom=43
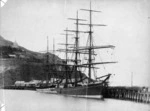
left=105, top=86, right=150, bottom=104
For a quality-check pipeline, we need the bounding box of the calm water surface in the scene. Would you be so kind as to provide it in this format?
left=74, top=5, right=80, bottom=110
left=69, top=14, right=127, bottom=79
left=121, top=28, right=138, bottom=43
left=1, top=90, right=150, bottom=111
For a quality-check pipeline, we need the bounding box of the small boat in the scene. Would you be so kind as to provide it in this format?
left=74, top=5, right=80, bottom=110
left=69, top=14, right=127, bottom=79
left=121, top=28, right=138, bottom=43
left=36, top=88, right=57, bottom=94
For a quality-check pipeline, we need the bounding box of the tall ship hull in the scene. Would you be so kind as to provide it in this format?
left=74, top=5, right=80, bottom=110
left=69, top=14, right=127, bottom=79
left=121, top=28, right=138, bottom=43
left=56, top=84, right=106, bottom=99
left=37, top=81, right=109, bottom=99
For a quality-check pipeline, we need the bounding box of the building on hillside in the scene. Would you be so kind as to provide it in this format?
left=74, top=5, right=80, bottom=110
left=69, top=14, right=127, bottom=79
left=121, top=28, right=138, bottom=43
left=8, top=54, right=17, bottom=58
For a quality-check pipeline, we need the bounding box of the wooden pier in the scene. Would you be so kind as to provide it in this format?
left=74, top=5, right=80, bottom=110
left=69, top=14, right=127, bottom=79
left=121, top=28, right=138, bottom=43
left=105, top=86, right=150, bottom=104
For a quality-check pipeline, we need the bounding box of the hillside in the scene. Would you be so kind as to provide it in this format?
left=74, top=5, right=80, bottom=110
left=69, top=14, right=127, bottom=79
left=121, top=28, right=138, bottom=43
left=0, top=35, right=62, bottom=85
left=0, top=36, right=86, bottom=86
left=0, top=35, right=60, bottom=62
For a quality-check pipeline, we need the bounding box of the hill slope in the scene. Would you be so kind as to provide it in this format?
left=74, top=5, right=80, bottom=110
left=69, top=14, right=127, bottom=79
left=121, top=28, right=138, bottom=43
left=0, top=36, right=86, bottom=86
left=0, top=36, right=62, bottom=85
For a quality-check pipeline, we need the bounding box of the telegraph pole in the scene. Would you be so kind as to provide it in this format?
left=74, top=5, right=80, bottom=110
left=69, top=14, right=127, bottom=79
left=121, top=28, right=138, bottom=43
left=131, top=72, right=133, bottom=87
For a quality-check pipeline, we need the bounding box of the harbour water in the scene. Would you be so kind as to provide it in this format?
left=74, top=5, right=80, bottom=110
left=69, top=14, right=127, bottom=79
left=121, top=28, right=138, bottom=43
left=0, top=90, right=149, bottom=111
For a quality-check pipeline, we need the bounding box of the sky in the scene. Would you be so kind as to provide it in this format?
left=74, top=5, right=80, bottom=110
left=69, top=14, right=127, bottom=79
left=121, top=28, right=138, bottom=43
left=0, top=0, right=150, bottom=86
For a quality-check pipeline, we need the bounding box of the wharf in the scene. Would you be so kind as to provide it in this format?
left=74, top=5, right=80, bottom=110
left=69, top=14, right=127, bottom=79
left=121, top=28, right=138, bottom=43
left=105, top=86, right=150, bottom=104
left=2, top=85, right=36, bottom=90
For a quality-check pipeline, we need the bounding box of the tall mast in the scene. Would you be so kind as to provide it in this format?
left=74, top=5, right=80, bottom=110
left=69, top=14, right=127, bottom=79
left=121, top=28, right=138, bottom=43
left=66, top=28, right=68, bottom=65
left=60, top=28, right=73, bottom=87
left=52, top=38, right=55, bottom=83
left=75, top=11, right=79, bottom=87
left=68, top=11, right=86, bottom=86
left=80, top=2, right=102, bottom=82
left=89, top=2, right=92, bottom=80
left=65, top=28, right=68, bottom=86
left=46, top=36, right=49, bottom=84
left=53, top=38, right=55, bottom=62
left=78, top=1, right=118, bottom=83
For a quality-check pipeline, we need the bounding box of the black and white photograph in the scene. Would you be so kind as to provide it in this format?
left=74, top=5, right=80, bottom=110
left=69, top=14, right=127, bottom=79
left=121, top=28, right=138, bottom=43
left=0, top=0, right=150, bottom=111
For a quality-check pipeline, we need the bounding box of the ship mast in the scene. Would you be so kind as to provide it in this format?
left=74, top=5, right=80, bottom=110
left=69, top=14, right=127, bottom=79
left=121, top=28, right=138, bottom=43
left=52, top=38, right=55, bottom=83
left=65, top=28, right=69, bottom=86
left=60, top=28, right=73, bottom=87
left=89, top=2, right=92, bottom=80
left=68, top=11, right=86, bottom=86
left=80, top=2, right=104, bottom=82
left=40, top=36, right=58, bottom=85
left=46, top=36, right=49, bottom=84
left=58, top=15, right=87, bottom=87
left=79, top=2, right=116, bottom=83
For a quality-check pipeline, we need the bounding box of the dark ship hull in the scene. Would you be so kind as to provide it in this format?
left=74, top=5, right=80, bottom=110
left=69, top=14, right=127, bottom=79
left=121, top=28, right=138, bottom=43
left=55, top=83, right=107, bottom=99
left=36, top=83, right=107, bottom=99
left=36, top=74, right=111, bottom=99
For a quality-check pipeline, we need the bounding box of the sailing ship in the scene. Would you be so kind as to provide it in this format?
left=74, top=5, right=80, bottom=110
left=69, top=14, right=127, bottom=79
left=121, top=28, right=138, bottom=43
left=36, top=37, right=59, bottom=90
left=37, top=2, right=117, bottom=99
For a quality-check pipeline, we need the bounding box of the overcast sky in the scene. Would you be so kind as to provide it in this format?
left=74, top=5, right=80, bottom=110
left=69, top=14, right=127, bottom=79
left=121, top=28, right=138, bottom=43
left=0, top=0, right=150, bottom=86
